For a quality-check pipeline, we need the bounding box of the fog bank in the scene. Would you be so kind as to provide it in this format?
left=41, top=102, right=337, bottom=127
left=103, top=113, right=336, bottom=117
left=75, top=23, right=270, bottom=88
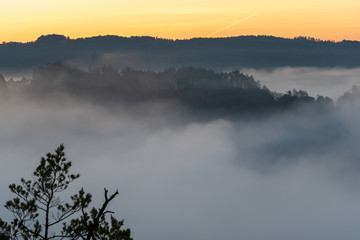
left=243, top=67, right=360, bottom=100
left=1, top=93, right=360, bottom=240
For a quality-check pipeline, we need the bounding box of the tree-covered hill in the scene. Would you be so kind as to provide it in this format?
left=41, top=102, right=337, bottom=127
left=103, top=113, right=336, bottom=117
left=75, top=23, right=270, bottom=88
left=1, top=35, right=360, bottom=74
left=1, top=63, right=332, bottom=119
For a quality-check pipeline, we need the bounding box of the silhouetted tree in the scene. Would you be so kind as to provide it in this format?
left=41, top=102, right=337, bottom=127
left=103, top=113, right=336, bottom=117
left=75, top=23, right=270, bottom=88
left=0, top=144, right=132, bottom=240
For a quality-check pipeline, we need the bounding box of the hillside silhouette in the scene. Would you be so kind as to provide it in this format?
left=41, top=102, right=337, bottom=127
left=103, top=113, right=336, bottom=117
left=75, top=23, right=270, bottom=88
left=1, top=35, right=360, bottom=74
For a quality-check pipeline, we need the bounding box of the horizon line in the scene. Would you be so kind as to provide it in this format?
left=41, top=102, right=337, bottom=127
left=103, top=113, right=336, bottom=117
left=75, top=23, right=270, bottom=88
left=1, top=34, right=358, bottom=44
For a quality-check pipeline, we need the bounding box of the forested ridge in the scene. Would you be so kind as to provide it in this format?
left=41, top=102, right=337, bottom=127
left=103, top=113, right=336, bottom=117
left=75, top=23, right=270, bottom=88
left=0, top=63, right=333, bottom=119
left=1, top=35, right=360, bottom=73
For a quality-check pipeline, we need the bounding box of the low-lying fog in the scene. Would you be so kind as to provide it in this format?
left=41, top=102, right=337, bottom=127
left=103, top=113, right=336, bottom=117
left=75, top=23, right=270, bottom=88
left=242, top=67, right=360, bottom=100
left=1, top=67, right=360, bottom=240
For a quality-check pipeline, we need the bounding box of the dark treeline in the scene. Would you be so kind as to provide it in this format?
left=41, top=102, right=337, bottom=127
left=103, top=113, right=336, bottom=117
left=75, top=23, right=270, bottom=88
left=1, top=63, right=332, bottom=119
left=1, top=34, right=360, bottom=74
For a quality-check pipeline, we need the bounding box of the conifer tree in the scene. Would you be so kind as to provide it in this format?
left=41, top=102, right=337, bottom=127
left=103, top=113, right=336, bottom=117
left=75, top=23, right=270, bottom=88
left=0, top=144, right=132, bottom=240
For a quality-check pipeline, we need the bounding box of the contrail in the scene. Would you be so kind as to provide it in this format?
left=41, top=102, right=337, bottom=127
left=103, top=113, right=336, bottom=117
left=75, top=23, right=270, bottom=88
left=207, top=13, right=258, bottom=37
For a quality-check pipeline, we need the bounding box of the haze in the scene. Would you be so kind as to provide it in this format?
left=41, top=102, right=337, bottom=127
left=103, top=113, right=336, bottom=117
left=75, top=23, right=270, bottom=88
left=2, top=1, right=360, bottom=237
left=1, top=68, right=360, bottom=239
left=243, top=67, right=360, bottom=99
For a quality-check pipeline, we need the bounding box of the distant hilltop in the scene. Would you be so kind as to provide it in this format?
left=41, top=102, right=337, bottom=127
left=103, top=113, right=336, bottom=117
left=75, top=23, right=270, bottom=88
left=1, top=34, right=360, bottom=74
left=4, top=34, right=360, bottom=44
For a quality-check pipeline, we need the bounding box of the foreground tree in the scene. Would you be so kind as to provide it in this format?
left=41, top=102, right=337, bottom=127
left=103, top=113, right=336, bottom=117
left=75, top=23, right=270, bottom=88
left=0, top=144, right=132, bottom=240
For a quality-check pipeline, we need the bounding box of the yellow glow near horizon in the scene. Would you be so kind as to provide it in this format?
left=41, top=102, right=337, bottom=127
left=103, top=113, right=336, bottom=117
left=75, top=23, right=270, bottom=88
left=1, top=0, right=360, bottom=42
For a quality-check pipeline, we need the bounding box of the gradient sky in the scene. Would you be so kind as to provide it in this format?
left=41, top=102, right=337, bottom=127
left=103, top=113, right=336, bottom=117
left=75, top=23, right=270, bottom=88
left=1, top=0, right=360, bottom=42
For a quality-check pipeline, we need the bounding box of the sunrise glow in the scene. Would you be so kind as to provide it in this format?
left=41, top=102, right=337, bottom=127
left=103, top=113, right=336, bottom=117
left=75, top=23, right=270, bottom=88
left=1, top=0, right=360, bottom=42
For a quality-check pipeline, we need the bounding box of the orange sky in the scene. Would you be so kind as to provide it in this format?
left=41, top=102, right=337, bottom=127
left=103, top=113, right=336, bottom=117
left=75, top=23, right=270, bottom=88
left=1, top=0, right=360, bottom=42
